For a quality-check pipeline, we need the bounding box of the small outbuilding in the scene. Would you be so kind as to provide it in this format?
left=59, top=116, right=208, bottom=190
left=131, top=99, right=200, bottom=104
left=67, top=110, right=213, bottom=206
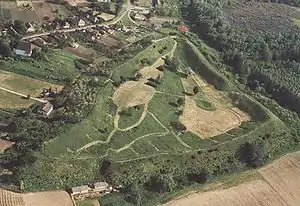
left=71, top=185, right=90, bottom=195
left=94, top=182, right=110, bottom=191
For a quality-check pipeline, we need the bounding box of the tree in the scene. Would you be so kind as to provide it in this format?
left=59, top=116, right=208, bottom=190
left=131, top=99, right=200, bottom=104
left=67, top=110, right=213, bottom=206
left=26, top=94, right=31, bottom=99
left=13, top=20, right=27, bottom=35
left=177, top=97, right=184, bottom=106
left=0, top=40, right=12, bottom=57
left=193, top=86, right=199, bottom=95
left=235, top=138, right=268, bottom=168
left=146, top=174, right=176, bottom=193
left=7, top=122, right=17, bottom=133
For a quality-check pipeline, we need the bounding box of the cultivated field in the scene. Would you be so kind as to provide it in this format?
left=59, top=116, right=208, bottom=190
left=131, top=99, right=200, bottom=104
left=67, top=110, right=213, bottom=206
left=163, top=151, right=300, bottom=206
left=0, top=189, right=73, bottom=206
left=32, top=2, right=72, bottom=23
left=0, top=1, right=38, bottom=23
left=0, top=70, right=62, bottom=108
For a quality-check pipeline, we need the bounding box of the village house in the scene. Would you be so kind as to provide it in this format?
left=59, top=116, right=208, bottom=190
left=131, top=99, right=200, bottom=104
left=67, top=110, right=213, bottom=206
left=177, top=25, right=189, bottom=33
left=69, top=41, right=79, bottom=48
left=13, top=41, right=32, bottom=57
left=26, top=22, right=35, bottom=33
left=71, top=185, right=90, bottom=196
left=133, top=13, right=146, bottom=21
left=38, top=102, right=53, bottom=117
left=78, top=19, right=86, bottom=27
left=62, top=21, right=71, bottom=29
left=93, top=182, right=111, bottom=192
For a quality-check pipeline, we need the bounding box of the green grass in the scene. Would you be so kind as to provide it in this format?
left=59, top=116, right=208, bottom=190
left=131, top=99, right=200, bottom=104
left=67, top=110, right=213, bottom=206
left=44, top=83, right=116, bottom=156
left=195, top=98, right=216, bottom=111
left=148, top=93, right=179, bottom=128
left=174, top=40, right=231, bottom=90
left=157, top=69, right=185, bottom=95
left=112, top=38, right=174, bottom=81
left=292, top=18, right=300, bottom=27
left=1, top=50, right=79, bottom=84
left=118, top=105, right=145, bottom=129
left=0, top=90, right=34, bottom=108
left=76, top=198, right=100, bottom=206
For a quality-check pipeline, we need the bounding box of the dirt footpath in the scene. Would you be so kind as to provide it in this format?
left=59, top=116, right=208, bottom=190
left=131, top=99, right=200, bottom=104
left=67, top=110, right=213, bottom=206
left=162, top=152, right=300, bottom=206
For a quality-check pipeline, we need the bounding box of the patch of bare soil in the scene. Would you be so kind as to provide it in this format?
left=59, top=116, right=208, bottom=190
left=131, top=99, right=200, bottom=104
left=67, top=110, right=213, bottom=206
left=180, top=96, right=249, bottom=138
left=112, top=81, right=156, bottom=108
left=0, top=139, right=15, bottom=152
left=112, top=41, right=176, bottom=108
left=224, top=1, right=300, bottom=33
left=23, top=190, right=73, bottom=206
left=180, top=75, right=250, bottom=138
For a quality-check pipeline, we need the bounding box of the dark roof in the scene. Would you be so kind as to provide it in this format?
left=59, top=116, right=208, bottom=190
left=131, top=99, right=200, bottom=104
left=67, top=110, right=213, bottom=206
left=15, top=41, right=32, bottom=53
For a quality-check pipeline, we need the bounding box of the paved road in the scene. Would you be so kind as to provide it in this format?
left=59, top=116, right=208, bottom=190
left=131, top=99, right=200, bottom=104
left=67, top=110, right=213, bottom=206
left=21, top=1, right=136, bottom=40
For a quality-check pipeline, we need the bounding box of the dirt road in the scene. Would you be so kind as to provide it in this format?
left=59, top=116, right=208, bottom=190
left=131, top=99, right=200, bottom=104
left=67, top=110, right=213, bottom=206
left=0, top=86, right=47, bottom=103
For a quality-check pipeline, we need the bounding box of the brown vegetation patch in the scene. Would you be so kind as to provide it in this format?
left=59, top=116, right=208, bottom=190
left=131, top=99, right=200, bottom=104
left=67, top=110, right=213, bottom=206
left=65, top=46, right=98, bottom=62
left=180, top=96, right=250, bottom=138
left=113, top=81, right=156, bottom=108
left=23, top=191, right=73, bottom=206
left=224, top=1, right=300, bottom=33
left=0, top=139, right=15, bottom=153
left=98, top=35, right=122, bottom=48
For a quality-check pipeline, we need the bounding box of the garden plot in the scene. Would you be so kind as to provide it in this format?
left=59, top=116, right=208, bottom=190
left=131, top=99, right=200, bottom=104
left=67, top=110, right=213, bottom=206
left=32, top=2, right=72, bottom=23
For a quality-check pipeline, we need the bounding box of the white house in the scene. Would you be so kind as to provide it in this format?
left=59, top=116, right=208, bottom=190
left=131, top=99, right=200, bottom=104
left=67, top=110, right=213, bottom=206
left=38, top=102, right=53, bottom=117
left=26, top=23, right=35, bottom=33
left=13, top=41, right=32, bottom=57
left=133, top=13, right=146, bottom=21
left=62, top=21, right=71, bottom=29
left=78, top=19, right=86, bottom=27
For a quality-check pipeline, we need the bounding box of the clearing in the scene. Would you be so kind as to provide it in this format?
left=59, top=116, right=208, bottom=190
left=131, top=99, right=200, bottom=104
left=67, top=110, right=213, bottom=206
left=223, top=1, right=300, bottom=33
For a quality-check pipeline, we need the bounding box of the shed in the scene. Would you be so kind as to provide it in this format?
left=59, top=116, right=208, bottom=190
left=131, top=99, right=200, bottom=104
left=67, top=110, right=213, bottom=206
left=78, top=19, right=86, bottom=27
left=71, top=185, right=90, bottom=195
left=134, top=13, right=146, bottom=21
left=94, top=182, right=109, bottom=191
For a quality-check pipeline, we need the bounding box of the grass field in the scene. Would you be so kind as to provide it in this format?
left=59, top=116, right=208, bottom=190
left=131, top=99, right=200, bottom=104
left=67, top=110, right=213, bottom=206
left=112, top=37, right=174, bottom=81
left=0, top=50, right=79, bottom=84
left=20, top=36, right=285, bottom=193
